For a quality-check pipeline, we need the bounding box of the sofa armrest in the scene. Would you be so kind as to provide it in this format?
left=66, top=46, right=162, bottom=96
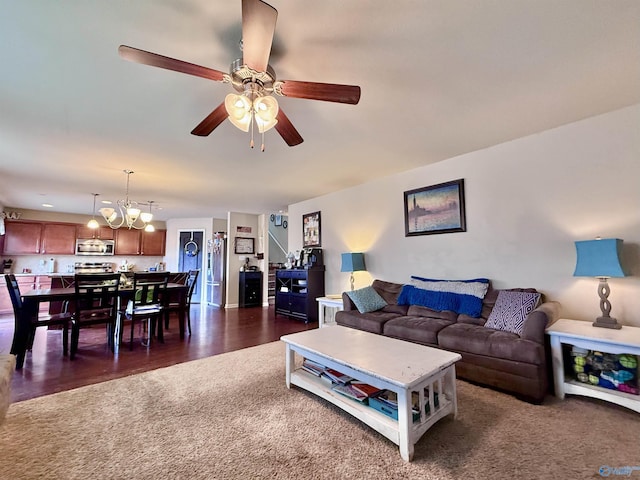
left=342, top=292, right=356, bottom=311
left=521, top=301, right=561, bottom=343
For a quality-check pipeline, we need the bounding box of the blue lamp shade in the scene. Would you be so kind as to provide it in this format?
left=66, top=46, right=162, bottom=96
left=341, top=253, right=366, bottom=273
left=573, top=238, right=625, bottom=278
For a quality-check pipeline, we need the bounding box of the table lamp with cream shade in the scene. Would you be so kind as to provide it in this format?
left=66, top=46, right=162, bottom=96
left=573, top=237, right=626, bottom=329
left=340, top=252, right=366, bottom=291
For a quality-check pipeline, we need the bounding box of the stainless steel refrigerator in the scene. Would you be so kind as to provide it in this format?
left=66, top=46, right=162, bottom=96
left=207, top=232, right=227, bottom=308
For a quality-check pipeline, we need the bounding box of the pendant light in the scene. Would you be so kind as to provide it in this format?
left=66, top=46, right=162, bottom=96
left=87, top=193, right=100, bottom=229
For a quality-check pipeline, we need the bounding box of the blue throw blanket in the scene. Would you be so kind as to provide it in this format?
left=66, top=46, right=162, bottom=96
left=397, top=284, right=485, bottom=317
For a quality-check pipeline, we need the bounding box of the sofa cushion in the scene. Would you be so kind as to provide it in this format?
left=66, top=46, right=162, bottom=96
left=346, top=286, right=388, bottom=313
left=406, top=305, right=458, bottom=323
left=371, top=279, right=404, bottom=305
left=384, top=315, right=456, bottom=345
left=398, top=284, right=484, bottom=317
left=484, top=290, right=542, bottom=335
left=437, top=323, right=545, bottom=365
left=382, top=304, right=410, bottom=315
left=335, top=310, right=401, bottom=334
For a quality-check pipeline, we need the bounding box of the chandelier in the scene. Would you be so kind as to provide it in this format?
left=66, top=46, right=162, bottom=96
left=99, top=170, right=153, bottom=230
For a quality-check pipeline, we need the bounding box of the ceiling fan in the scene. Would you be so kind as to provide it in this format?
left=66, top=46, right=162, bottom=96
left=119, top=0, right=361, bottom=149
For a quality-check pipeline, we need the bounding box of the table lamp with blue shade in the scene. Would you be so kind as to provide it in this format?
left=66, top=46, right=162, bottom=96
left=341, top=252, right=366, bottom=291
left=574, top=238, right=626, bottom=329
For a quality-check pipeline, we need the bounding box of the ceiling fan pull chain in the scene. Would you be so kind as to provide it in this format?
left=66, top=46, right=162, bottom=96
left=250, top=112, right=255, bottom=149
left=261, top=129, right=266, bottom=152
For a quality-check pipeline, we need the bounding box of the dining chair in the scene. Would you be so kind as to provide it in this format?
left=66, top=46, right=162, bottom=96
left=71, top=273, right=121, bottom=360
left=4, top=274, right=73, bottom=359
left=164, top=269, right=199, bottom=335
left=124, top=272, right=169, bottom=350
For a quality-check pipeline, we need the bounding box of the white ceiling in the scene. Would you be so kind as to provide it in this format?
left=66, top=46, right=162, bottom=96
left=1, top=1, right=639, bottom=221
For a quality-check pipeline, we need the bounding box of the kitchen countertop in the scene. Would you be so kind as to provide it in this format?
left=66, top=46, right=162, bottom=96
left=8, top=271, right=171, bottom=277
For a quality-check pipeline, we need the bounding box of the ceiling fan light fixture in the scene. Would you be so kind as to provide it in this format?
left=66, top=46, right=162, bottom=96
left=254, top=96, right=279, bottom=133
left=225, top=93, right=252, bottom=132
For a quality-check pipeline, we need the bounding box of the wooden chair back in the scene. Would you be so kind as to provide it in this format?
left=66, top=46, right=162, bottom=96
left=4, top=274, right=23, bottom=314
left=186, top=269, right=200, bottom=305
left=132, top=272, right=170, bottom=308
left=74, top=273, right=121, bottom=322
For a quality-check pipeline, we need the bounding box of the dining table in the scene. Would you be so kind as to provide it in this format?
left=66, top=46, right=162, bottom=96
left=11, top=283, right=189, bottom=369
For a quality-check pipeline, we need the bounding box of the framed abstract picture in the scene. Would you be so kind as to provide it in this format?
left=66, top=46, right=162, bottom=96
left=404, top=179, right=466, bottom=236
left=302, top=211, right=321, bottom=247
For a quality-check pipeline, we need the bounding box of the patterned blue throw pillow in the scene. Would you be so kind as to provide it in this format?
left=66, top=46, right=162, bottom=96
left=485, top=290, right=542, bottom=335
left=347, top=286, right=388, bottom=313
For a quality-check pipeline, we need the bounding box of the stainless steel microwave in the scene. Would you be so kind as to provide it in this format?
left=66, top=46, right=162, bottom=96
left=75, top=239, right=115, bottom=256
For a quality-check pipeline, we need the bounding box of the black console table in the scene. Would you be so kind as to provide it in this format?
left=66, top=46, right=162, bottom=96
left=275, top=267, right=325, bottom=323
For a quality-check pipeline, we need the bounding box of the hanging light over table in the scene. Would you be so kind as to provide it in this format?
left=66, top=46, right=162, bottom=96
left=99, top=170, right=154, bottom=230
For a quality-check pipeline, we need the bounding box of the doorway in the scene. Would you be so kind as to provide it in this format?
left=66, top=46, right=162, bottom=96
left=178, top=230, right=204, bottom=303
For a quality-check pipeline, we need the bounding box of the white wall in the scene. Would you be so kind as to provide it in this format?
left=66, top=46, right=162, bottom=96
left=227, top=212, right=266, bottom=307
left=288, top=104, right=640, bottom=326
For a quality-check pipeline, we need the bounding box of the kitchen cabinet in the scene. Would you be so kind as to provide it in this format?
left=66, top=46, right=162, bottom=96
left=0, top=275, right=52, bottom=315
left=2, top=221, right=76, bottom=256
left=275, top=268, right=325, bottom=323
left=76, top=225, right=114, bottom=240
left=2, top=221, right=42, bottom=255
left=141, top=229, right=166, bottom=256
left=114, top=229, right=141, bottom=255
left=114, top=229, right=166, bottom=256
left=41, top=223, right=77, bottom=255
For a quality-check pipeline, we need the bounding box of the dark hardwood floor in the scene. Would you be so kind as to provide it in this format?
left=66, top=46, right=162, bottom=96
left=0, top=304, right=315, bottom=403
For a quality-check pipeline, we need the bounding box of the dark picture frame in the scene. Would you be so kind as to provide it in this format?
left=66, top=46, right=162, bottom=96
left=403, top=179, right=466, bottom=236
left=234, top=237, right=255, bottom=254
left=302, top=211, right=321, bottom=247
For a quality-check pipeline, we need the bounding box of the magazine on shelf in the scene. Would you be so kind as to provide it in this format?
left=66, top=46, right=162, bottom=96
left=331, top=383, right=368, bottom=402
left=374, top=389, right=440, bottom=414
left=323, top=368, right=354, bottom=385
left=350, top=381, right=382, bottom=398
left=301, top=358, right=326, bottom=376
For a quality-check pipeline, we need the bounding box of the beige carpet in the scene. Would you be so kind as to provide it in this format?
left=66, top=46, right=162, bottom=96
left=0, top=341, right=638, bottom=479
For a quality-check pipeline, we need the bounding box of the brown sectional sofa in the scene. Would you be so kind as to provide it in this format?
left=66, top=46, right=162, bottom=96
left=335, top=279, right=561, bottom=403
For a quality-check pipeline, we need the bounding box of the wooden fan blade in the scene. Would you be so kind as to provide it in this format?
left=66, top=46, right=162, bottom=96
left=241, top=0, right=277, bottom=72
left=278, top=80, right=361, bottom=104
left=275, top=109, right=303, bottom=146
left=119, top=45, right=226, bottom=82
left=191, top=103, right=228, bottom=136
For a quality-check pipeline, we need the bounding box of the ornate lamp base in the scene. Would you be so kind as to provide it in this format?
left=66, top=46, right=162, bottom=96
left=593, top=316, right=622, bottom=329
left=592, top=278, right=622, bottom=329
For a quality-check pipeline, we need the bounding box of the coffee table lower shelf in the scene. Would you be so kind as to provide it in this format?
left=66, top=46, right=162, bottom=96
left=289, top=368, right=456, bottom=459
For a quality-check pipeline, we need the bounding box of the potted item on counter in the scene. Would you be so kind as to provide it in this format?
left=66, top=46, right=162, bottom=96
left=2, top=259, right=12, bottom=274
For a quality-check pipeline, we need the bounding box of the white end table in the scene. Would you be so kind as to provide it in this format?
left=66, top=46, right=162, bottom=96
left=546, top=318, right=640, bottom=413
left=316, top=296, right=344, bottom=328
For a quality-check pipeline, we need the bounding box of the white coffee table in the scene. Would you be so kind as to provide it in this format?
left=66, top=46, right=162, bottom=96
left=281, top=326, right=461, bottom=461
